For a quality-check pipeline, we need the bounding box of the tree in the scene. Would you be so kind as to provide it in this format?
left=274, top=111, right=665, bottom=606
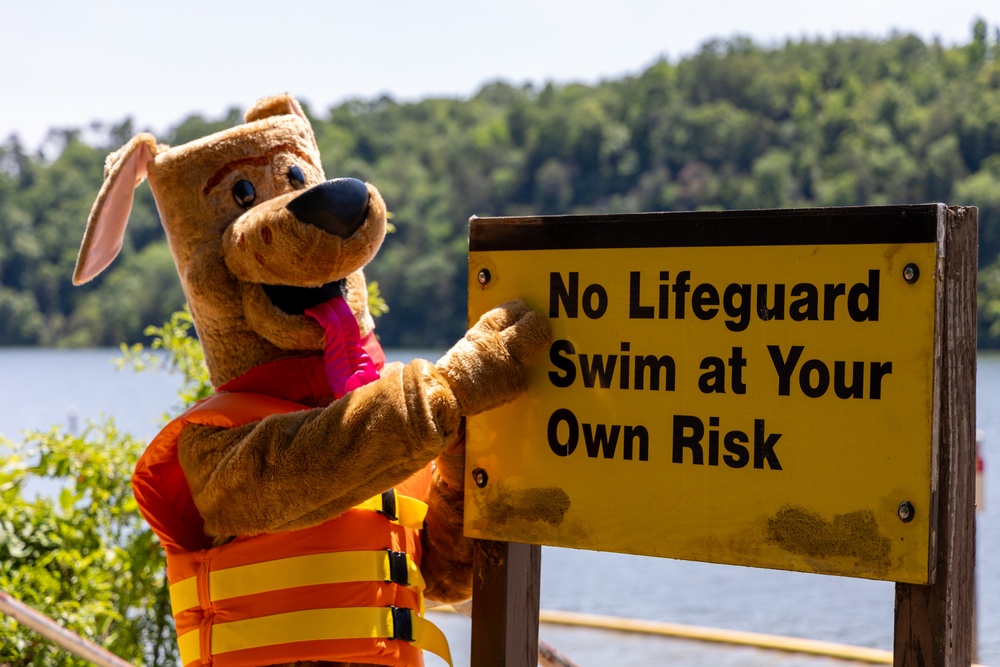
left=3, top=25, right=1000, bottom=346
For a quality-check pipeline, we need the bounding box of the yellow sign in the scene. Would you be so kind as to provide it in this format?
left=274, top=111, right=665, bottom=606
left=465, top=207, right=941, bottom=584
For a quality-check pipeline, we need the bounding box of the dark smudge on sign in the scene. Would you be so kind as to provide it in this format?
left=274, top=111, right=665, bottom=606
left=765, top=505, right=892, bottom=577
left=481, top=484, right=572, bottom=528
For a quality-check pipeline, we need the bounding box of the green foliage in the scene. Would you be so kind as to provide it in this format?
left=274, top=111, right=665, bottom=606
left=0, top=424, right=174, bottom=666
left=2, top=22, right=1000, bottom=345
left=367, top=280, right=389, bottom=319
left=0, top=308, right=214, bottom=664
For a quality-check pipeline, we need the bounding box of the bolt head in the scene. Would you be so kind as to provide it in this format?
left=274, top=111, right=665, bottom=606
left=903, top=264, right=919, bottom=284
left=897, top=501, right=915, bottom=522
left=477, top=269, right=491, bottom=286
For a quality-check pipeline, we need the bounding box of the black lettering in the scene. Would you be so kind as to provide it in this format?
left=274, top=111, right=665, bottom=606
left=579, top=354, right=617, bottom=388
left=623, top=425, right=650, bottom=461
left=548, top=339, right=577, bottom=388
left=658, top=271, right=670, bottom=319
left=673, top=271, right=691, bottom=319
left=799, top=359, right=830, bottom=398
left=834, top=360, right=865, bottom=399
left=550, top=272, right=578, bottom=318
left=789, top=283, right=818, bottom=321
left=672, top=415, right=704, bottom=465
left=708, top=416, right=720, bottom=466
left=754, top=419, right=782, bottom=470
left=634, top=355, right=676, bottom=391
left=768, top=344, right=803, bottom=396
left=547, top=409, right=579, bottom=456
left=848, top=270, right=880, bottom=322
left=584, top=423, right=621, bottom=459
left=692, top=283, right=720, bottom=320
left=757, top=283, right=785, bottom=321
left=729, top=347, right=747, bottom=394
left=582, top=283, right=608, bottom=319
left=619, top=342, right=631, bottom=390
left=823, top=283, right=846, bottom=320
left=629, top=272, right=654, bottom=319
left=723, top=283, right=751, bottom=332
left=698, top=356, right=726, bottom=394
left=724, top=431, right=750, bottom=468
left=869, top=361, right=893, bottom=399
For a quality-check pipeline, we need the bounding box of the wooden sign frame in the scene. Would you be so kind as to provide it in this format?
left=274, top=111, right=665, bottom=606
left=466, top=205, right=977, bottom=667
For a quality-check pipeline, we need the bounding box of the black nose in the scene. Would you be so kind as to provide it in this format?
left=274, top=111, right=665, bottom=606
left=285, top=178, right=370, bottom=238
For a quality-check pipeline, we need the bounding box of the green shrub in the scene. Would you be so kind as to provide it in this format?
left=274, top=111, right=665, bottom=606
left=0, top=306, right=209, bottom=665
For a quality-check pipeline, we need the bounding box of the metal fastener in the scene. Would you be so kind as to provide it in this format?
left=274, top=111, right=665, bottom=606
left=472, top=468, right=489, bottom=488
left=897, top=501, right=915, bottom=523
left=903, top=264, right=919, bottom=284
left=477, top=269, right=491, bottom=286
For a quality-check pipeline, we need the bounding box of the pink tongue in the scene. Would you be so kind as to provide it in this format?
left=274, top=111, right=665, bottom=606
left=304, top=296, right=380, bottom=398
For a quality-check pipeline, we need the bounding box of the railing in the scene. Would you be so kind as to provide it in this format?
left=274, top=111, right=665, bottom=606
left=0, top=589, right=133, bottom=667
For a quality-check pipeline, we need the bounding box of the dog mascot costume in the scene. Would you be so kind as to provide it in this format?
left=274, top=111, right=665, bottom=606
left=73, top=94, right=551, bottom=667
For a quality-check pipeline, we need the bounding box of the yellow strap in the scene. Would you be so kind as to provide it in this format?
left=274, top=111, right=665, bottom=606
left=169, top=576, right=199, bottom=616
left=176, top=627, right=200, bottom=667
left=170, top=550, right=425, bottom=614
left=211, top=550, right=425, bottom=600
left=412, top=613, right=453, bottom=666
left=354, top=490, right=428, bottom=529
left=204, top=607, right=452, bottom=666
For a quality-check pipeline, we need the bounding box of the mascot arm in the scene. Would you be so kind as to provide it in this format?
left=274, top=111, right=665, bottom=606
left=178, top=358, right=461, bottom=538
left=420, top=300, right=551, bottom=602
left=435, top=300, right=551, bottom=415
left=421, top=427, right=475, bottom=602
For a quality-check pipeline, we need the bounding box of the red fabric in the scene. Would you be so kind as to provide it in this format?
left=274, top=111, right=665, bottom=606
left=362, top=330, right=387, bottom=371
left=216, top=332, right=385, bottom=406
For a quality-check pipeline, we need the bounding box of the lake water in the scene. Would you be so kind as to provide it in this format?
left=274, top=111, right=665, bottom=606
left=0, top=347, right=996, bottom=666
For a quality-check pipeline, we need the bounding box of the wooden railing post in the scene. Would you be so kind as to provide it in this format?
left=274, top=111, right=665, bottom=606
left=893, top=206, right=978, bottom=666
left=470, top=540, right=542, bottom=667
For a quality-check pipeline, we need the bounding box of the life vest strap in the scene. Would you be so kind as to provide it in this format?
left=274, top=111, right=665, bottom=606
left=177, top=606, right=452, bottom=667
left=170, top=549, right=426, bottom=616
left=354, top=488, right=428, bottom=529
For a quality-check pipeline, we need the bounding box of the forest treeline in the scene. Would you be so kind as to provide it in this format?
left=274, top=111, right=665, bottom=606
left=3, top=22, right=1000, bottom=348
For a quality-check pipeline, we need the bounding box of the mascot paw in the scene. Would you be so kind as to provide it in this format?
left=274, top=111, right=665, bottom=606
left=435, top=299, right=551, bottom=416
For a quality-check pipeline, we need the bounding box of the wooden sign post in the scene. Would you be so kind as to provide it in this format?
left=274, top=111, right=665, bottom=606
left=465, top=205, right=976, bottom=666
left=893, top=205, right=977, bottom=666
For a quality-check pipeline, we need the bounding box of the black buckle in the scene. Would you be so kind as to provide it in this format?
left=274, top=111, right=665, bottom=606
left=387, top=550, right=409, bottom=586
left=391, top=606, right=414, bottom=643
left=379, top=489, right=397, bottom=521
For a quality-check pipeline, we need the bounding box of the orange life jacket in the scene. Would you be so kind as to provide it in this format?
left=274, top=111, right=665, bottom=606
left=132, top=353, right=451, bottom=667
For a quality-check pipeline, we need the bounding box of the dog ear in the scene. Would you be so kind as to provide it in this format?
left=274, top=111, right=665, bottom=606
left=244, top=94, right=309, bottom=124
left=244, top=94, right=320, bottom=157
left=73, top=133, right=159, bottom=285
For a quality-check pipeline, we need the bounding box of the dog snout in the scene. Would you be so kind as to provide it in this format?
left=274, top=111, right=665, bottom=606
left=285, top=178, right=371, bottom=239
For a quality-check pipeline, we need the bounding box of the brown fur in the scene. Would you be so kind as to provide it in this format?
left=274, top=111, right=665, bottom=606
left=75, top=93, right=550, bottom=666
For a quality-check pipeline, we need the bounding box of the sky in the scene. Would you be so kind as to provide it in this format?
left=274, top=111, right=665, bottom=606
left=3, top=0, right=1000, bottom=152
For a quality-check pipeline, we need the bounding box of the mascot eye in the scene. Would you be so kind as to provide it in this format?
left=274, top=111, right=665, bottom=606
left=232, top=180, right=256, bottom=208
left=288, top=165, right=306, bottom=189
